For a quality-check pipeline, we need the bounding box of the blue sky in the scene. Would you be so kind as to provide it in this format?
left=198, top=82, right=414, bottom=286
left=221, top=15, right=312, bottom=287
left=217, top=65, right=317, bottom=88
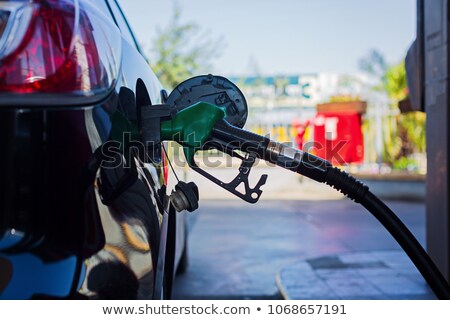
left=118, top=0, right=416, bottom=76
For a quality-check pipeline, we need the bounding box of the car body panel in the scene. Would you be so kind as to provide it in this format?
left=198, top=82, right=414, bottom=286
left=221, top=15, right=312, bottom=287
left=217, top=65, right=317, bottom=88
left=0, top=0, right=183, bottom=299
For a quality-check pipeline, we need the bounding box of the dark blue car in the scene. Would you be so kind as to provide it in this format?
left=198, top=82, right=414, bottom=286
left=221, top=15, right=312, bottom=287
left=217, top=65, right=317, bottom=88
left=0, top=0, right=186, bottom=299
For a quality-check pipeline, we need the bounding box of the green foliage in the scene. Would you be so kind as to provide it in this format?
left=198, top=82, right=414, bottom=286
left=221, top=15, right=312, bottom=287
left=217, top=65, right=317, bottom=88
left=392, top=156, right=419, bottom=171
left=150, top=7, right=222, bottom=90
left=384, top=61, right=408, bottom=102
left=384, top=61, right=426, bottom=160
left=381, top=115, right=403, bottom=164
left=360, top=50, right=426, bottom=169
left=400, top=112, right=426, bottom=153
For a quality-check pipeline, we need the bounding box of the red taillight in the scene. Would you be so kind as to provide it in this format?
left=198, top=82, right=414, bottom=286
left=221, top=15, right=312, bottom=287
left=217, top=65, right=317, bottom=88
left=0, top=0, right=121, bottom=103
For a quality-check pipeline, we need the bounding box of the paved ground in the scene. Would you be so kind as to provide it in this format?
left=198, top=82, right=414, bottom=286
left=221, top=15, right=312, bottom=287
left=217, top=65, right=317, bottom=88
left=169, top=165, right=431, bottom=299
left=172, top=198, right=428, bottom=299
left=277, top=250, right=434, bottom=300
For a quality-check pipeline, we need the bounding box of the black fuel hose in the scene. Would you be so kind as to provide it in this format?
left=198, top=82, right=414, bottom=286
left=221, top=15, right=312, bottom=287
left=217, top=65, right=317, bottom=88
left=211, top=120, right=450, bottom=299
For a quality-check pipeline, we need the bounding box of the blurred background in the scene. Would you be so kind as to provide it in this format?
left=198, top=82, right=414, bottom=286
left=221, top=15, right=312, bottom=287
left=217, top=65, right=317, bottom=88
left=117, top=0, right=433, bottom=299
left=119, top=0, right=423, bottom=177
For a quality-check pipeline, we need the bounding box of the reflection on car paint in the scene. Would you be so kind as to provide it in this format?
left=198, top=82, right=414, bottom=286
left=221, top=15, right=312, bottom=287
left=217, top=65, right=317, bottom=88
left=80, top=108, right=164, bottom=299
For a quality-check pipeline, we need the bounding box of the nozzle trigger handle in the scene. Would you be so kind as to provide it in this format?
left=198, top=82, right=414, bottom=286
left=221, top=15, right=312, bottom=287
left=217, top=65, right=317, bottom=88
left=188, top=151, right=267, bottom=203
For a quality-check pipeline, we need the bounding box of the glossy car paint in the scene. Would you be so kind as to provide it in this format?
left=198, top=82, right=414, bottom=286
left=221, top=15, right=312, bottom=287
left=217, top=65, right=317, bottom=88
left=0, top=0, right=181, bottom=299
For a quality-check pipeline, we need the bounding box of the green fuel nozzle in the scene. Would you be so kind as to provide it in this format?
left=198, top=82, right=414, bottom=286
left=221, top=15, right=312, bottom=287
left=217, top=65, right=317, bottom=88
left=158, top=99, right=335, bottom=203
left=160, top=102, right=227, bottom=165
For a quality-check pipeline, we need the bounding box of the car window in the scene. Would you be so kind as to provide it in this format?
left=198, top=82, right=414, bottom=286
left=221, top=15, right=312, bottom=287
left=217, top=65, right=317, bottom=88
left=106, top=0, right=141, bottom=51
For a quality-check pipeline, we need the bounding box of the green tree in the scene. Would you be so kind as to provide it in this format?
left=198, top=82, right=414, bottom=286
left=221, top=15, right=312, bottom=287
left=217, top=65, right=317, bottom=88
left=384, top=61, right=408, bottom=101
left=150, top=7, right=222, bottom=90
left=360, top=50, right=426, bottom=169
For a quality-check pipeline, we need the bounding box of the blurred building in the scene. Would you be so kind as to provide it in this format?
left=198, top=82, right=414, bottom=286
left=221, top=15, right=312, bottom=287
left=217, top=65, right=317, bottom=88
left=230, top=73, right=370, bottom=159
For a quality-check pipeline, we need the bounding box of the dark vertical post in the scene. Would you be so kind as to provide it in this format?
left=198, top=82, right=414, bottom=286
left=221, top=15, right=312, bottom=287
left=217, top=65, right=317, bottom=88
left=425, top=0, right=450, bottom=280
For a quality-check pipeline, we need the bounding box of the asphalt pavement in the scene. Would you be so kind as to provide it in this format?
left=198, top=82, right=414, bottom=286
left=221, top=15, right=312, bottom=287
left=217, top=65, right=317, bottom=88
left=169, top=165, right=430, bottom=299
left=172, top=198, right=427, bottom=299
